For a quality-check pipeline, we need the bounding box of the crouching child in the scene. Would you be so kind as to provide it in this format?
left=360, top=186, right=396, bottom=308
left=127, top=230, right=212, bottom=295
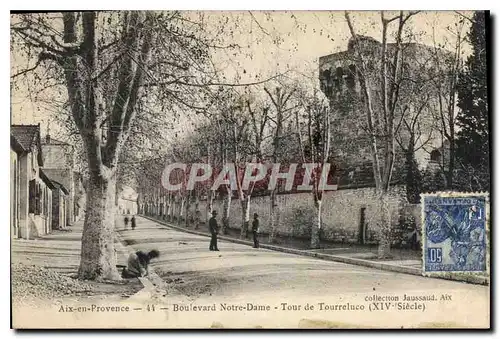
left=121, top=249, right=160, bottom=278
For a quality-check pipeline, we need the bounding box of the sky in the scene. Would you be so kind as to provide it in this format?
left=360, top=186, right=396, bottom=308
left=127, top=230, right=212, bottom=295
left=10, top=10, right=473, bottom=140
left=206, top=11, right=473, bottom=83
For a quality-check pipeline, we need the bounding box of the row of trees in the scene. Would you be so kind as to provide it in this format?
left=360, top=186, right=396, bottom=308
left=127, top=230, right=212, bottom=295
left=11, top=11, right=489, bottom=280
left=11, top=11, right=250, bottom=280
left=138, top=11, right=489, bottom=260
left=136, top=80, right=334, bottom=247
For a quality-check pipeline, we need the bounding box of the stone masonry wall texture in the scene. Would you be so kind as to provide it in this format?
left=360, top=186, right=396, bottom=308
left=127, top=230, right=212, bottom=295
left=208, top=186, right=408, bottom=244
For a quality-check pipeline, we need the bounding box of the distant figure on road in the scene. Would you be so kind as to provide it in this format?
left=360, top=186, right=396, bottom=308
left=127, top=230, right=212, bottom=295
left=131, top=216, right=136, bottom=230
left=124, top=216, right=129, bottom=229
left=252, top=213, right=260, bottom=248
left=121, top=249, right=160, bottom=278
left=209, top=210, right=220, bottom=251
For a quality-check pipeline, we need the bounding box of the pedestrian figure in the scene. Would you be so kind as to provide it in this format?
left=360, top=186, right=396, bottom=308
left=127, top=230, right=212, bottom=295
left=124, top=216, right=129, bottom=229
left=131, top=215, right=136, bottom=230
left=252, top=213, right=260, bottom=248
left=121, top=249, right=160, bottom=278
left=209, top=210, right=220, bottom=251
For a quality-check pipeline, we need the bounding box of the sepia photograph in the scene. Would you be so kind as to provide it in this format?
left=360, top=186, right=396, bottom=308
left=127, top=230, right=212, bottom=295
left=9, top=8, right=490, bottom=329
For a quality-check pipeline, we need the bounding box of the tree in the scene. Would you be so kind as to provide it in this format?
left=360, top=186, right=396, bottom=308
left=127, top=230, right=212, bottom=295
left=455, top=11, right=489, bottom=191
left=395, top=96, right=433, bottom=203
left=344, top=10, right=419, bottom=258
left=237, top=93, right=270, bottom=238
left=11, top=11, right=233, bottom=280
left=429, top=15, right=468, bottom=189
left=294, top=88, right=333, bottom=249
left=264, top=85, right=297, bottom=243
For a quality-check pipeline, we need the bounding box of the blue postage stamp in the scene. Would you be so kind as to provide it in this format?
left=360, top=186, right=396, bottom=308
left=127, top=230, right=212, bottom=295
left=422, top=193, right=489, bottom=273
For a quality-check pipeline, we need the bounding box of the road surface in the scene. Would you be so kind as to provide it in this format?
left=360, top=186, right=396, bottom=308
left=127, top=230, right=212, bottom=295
left=115, top=216, right=490, bottom=329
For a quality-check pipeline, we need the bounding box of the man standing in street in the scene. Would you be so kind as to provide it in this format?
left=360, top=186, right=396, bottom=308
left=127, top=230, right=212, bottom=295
left=209, top=210, right=220, bottom=251
left=252, top=213, right=260, bottom=248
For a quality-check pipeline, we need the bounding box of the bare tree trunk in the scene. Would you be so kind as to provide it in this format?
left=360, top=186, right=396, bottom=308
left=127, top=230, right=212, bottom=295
left=173, top=200, right=178, bottom=221
left=167, top=194, right=172, bottom=221
left=78, top=172, right=120, bottom=280
left=222, top=188, right=231, bottom=235
left=115, top=181, right=120, bottom=209
left=179, top=197, right=185, bottom=224
left=240, top=194, right=251, bottom=239
left=207, top=190, right=215, bottom=224
left=310, top=198, right=322, bottom=249
left=154, top=193, right=158, bottom=216
left=194, top=194, right=201, bottom=229
left=194, top=195, right=200, bottom=213
left=377, top=192, right=392, bottom=258
left=345, top=11, right=416, bottom=259
left=268, top=189, right=278, bottom=243
left=184, top=192, right=191, bottom=227
left=447, top=134, right=455, bottom=188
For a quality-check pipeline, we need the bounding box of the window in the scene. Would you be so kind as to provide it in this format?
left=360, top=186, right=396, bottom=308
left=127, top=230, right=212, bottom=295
left=430, top=150, right=441, bottom=163
left=322, top=69, right=331, bottom=82
left=40, top=186, right=44, bottom=216
left=29, top=180, right=36, bottom=214
left=334, top=67, right=344, bottom=91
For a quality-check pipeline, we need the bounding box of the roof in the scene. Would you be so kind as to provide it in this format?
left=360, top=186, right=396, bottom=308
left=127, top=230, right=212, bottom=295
left=39, top=169, right=55, bottom=189
left=11, top=124, right=43, bottom=166
left=11, top=125, right=41, bottom=150
left=11, top=134, right=25, bottom=153
left=50, top=180, right=69, bottom=195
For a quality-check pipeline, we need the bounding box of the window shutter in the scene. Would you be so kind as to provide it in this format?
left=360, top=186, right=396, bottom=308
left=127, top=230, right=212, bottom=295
left=42, top=189, right=45, bottom=215
left=35, top=183, right=41, bottom=215
left=29, top=180, right=36, bottom=214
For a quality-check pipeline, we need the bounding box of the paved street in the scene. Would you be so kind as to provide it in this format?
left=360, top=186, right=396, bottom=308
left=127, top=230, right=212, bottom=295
left=115, top=216, right=490, bottom=328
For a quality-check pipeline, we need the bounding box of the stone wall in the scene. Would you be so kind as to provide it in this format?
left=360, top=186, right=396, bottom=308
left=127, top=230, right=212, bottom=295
left=207, top=185, right=409, bottom=244
left=140, top=185, right=423, bottom=246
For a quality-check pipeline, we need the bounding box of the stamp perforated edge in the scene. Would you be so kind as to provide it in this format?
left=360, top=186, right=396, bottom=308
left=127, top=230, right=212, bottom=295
left=420, top=191, right=490, bottom=279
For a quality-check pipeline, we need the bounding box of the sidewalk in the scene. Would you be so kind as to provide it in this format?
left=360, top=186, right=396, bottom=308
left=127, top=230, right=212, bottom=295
left=141, top=215, right=488, bottom=286
left=11, top=219, right=144, bottom=306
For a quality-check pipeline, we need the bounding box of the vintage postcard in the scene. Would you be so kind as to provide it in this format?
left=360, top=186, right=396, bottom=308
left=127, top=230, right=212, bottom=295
left=10, top=10, right=490, bottom=329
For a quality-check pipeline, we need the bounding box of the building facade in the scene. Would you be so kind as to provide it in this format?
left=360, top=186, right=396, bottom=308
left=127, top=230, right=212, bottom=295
left=11, top=136, right=22, bottom=238
left=41, top=134, right=77, bottom=226
left=11, top=125, right=52, bottom=239
left=39, top=169, right=54, bottom=234
left=50, top=180, right=69, bottom=230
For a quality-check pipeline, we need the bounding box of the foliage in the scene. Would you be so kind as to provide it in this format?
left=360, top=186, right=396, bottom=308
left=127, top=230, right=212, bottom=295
left=455, top=11, right=489, bottom=192
left=405, top=152, right=422, bottom=203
